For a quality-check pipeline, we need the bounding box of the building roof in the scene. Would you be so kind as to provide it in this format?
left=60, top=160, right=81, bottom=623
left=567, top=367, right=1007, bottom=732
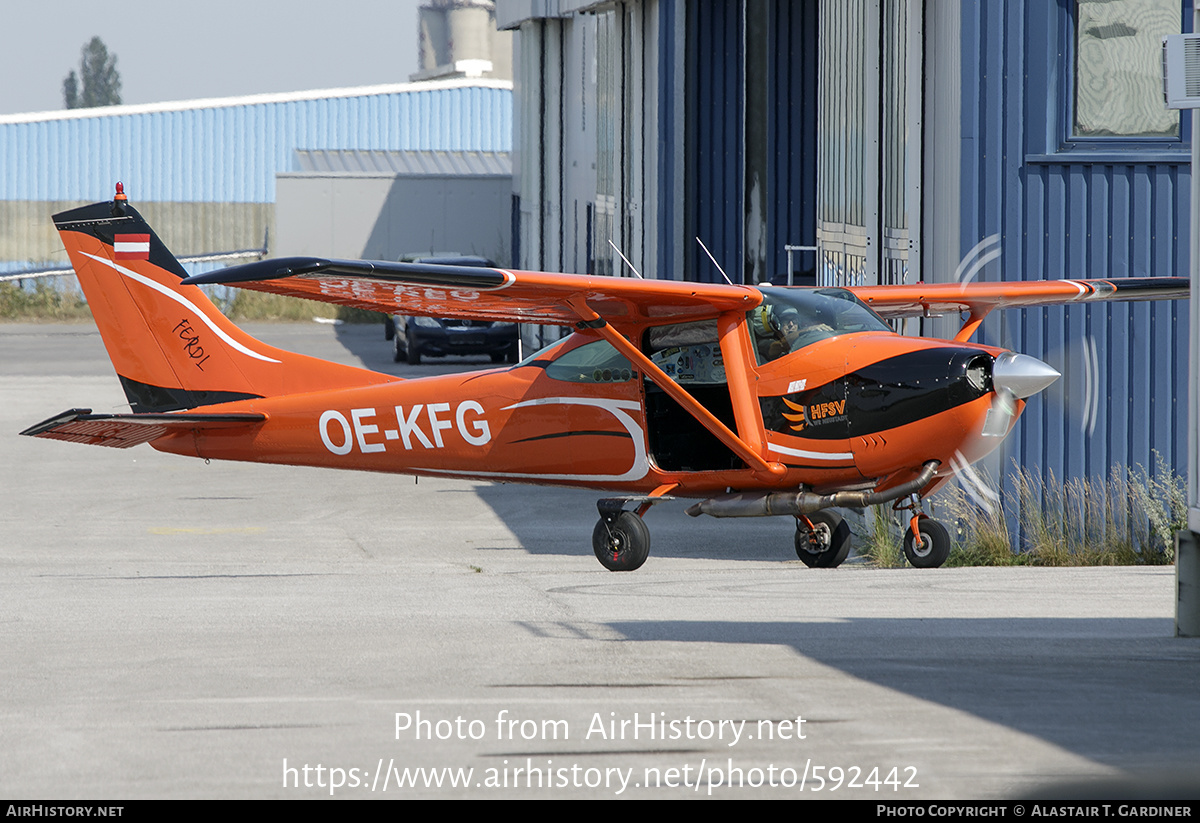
left=286, top=149, right=512, bottom=177
left=0, top=79, right=512, bottom=203
left=0, top=78, right=512, bottom=125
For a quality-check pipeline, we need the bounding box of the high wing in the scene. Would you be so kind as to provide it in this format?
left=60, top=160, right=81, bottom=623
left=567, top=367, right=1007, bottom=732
left=183, top=257, right=761, bottom=329
left=848, top=277, right=1188, bottom=318
left=846, top=277, right=1187, bottom=342
left=186, top=259, right=1186, bottom=330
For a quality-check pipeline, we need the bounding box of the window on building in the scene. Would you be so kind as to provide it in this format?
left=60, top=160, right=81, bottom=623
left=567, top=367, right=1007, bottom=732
left=1073, top=0, right=1180, bottom=138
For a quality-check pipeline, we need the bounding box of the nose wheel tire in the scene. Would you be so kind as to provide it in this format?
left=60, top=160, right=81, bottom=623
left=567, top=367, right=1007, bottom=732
left=903, top=516, right=951, bottom=568
left=794, top=510, right=852, bottom=568
left=593, top=512, right=650, bottom=572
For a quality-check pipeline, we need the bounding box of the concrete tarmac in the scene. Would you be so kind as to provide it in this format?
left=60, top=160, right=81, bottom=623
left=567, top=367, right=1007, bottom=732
left=2, top=321, right=1199, bottom=799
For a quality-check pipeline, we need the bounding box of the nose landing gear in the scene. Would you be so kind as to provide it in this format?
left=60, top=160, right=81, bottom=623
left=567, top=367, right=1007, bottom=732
left=899, top=495, right=951, bottom=568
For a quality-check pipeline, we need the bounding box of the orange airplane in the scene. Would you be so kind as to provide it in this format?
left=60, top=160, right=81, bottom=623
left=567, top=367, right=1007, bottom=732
left=22, top=186, right=1189, bottom=571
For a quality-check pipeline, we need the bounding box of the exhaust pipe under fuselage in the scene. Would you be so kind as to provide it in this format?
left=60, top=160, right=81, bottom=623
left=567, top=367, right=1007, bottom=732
left=685, top=460, right=940, bottom=519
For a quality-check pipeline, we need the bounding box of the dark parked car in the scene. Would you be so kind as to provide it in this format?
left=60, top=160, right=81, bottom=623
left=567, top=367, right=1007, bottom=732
left=383, top=256, right=519, bottom=365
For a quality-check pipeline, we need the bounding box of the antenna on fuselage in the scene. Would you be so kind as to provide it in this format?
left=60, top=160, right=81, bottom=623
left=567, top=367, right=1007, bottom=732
left=695, top=237, right=734, bottom=286
left=608, top=239, right=644, bottom=279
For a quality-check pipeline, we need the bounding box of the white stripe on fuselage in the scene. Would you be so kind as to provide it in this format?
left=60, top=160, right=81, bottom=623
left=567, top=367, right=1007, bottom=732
left=420, top=397, right=649, bottom=483
left=767, top=442, right=854, bottom=461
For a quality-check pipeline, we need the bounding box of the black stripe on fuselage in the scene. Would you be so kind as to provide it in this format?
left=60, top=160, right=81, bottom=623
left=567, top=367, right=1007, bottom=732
left=761, top=347, right=993, bottom=441
left=509, top=430, right=633, bottom=445
left=118, top=375, right=262, bottom=414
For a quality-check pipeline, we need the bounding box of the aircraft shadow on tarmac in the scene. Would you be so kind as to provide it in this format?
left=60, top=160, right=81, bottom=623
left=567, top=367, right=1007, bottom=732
left=471, top=482, right=798, bottom=562
left=598, top=616, right=1200, bottom=789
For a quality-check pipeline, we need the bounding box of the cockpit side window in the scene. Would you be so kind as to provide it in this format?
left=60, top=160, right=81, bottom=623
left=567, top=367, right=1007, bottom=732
left=544, top=339, right=634, bottom=383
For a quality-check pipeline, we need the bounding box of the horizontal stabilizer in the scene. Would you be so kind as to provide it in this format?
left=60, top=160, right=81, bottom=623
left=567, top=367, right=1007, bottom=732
left=21, top=408, right=267, bottom=449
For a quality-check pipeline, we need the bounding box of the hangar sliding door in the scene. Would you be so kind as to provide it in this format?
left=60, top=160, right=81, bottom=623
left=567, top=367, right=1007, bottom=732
left=817, top=0, right=921, bottom=288
left=686, top=0, right=818, bottom=285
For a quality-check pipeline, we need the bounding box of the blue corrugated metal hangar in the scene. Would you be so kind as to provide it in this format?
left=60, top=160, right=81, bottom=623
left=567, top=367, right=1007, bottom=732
left=0, top=79, right=512, bottom=271
left=498, top=0, right=1189, bottom=510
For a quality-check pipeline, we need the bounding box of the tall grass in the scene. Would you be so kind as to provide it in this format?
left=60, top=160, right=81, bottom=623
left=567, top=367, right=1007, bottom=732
left=222, top=290, right=341, bottom=322
left=0, top=281, right=92, bottom=320
left=1, top=280, right=381, bottom=324
left=875, top=453, right=1186, bottom=567
left=857, top=506, right=906, bottom=568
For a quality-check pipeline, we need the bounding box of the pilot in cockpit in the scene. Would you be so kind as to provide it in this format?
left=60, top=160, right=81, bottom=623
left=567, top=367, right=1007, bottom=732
left=767, top=306, right=836, bottom=360
left=767, top=308, right=802, bottom=359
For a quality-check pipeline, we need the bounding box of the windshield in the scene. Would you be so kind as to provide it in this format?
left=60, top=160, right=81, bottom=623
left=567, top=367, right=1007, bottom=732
left=749, top=287, right=890, bottom=363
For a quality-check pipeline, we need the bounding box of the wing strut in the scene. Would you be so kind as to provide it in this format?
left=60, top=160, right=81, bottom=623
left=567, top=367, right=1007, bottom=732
left=565, top=295, right=786, bottom=480
left=954, top=306, right=994, bottom=343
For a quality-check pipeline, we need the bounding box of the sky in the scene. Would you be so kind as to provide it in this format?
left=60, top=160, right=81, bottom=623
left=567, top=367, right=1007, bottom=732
left=0, top=0, right=425, bottom=116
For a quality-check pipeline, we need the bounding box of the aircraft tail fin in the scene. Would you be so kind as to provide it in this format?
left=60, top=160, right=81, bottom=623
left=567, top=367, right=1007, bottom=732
left=53, top=187, right=393, bottom=413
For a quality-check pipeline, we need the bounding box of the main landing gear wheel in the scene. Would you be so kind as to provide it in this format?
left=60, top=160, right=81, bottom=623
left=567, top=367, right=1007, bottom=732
left=794, top=510, right=851, bottom=568
left=593, top=511, right=650, bottom=572
left=903, top=516, right=951, bottom=568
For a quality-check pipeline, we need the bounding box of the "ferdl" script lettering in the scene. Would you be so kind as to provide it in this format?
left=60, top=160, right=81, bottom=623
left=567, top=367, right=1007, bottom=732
left=173, top=318, right=211, bottom=370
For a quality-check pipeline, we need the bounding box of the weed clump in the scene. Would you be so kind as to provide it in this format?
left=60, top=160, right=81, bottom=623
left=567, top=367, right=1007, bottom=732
left=0, top=280, right=91, bottom=321
left=860, top=453, right=1184, bottom=567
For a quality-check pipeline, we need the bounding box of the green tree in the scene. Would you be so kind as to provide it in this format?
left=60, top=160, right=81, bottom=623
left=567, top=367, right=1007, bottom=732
left=63, top=36, right=122, bottom=109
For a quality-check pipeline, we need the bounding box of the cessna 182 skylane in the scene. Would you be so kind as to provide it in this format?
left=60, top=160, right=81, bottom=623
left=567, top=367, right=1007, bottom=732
left=22, top=187, right=1189, bottom=570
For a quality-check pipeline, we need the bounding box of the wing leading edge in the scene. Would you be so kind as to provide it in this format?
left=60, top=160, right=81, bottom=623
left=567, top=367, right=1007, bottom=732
left=183, top=258, right=762, bottom=328
left=848, top=277, right=1187, bottom=342
left=848, top=277, right=1188, bottom=319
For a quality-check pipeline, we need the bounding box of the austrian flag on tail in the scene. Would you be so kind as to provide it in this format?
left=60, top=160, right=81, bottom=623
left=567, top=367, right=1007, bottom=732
left=113, top=233, right=150, bottom=260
